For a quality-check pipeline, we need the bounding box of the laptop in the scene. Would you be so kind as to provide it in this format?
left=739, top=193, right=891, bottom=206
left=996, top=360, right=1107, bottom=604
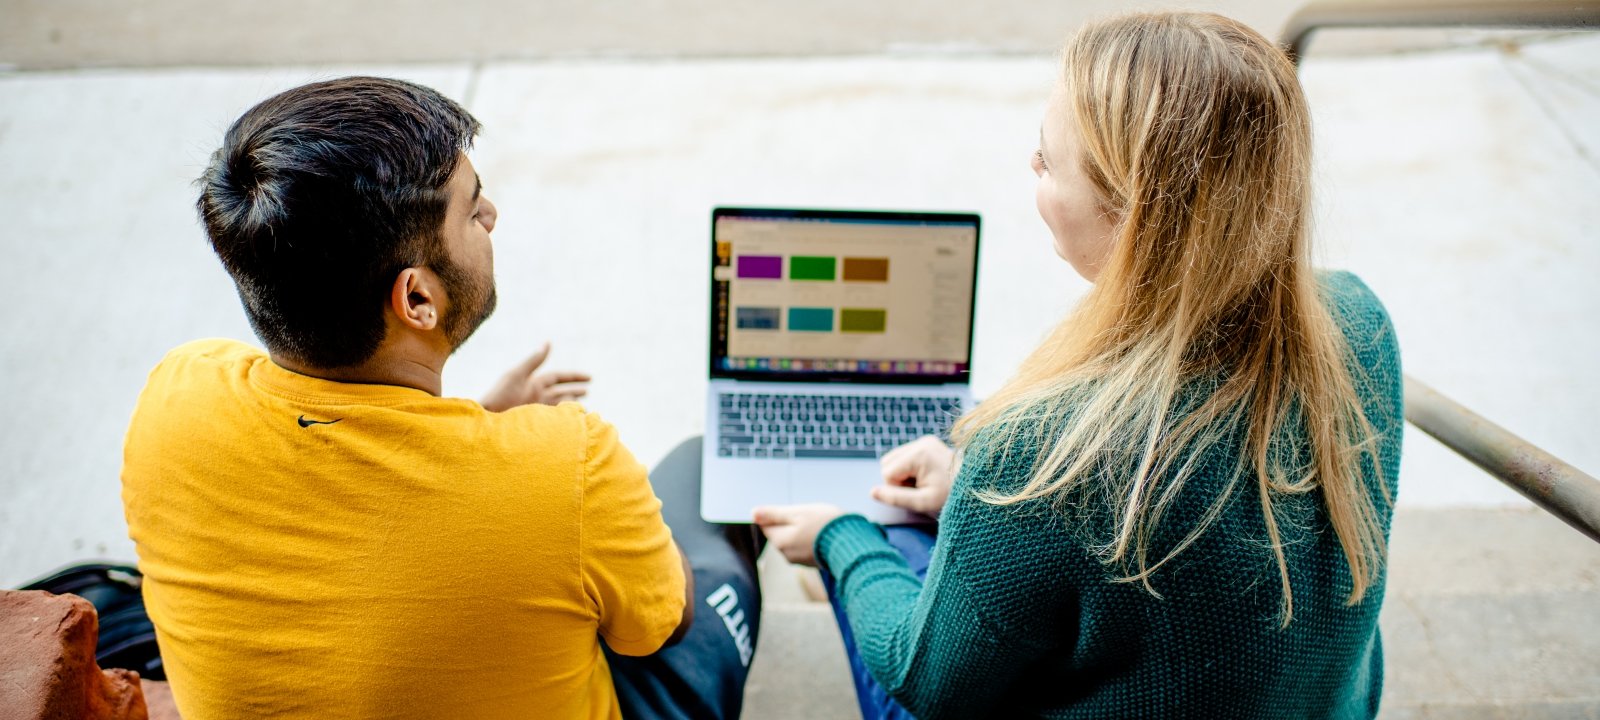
left=700, top=207, right=981, bottom=524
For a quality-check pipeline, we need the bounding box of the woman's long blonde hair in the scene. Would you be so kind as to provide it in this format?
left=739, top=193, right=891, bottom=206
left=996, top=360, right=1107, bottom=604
left=951, top=12, right=1387, bottom=625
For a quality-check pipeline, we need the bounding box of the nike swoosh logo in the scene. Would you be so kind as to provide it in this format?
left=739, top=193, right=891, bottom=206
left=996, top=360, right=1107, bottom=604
left=297, top=415, right=342, bottom=428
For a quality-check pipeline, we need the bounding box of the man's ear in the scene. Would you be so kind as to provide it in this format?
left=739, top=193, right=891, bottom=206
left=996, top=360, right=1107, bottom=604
left=390, top=267, right=441, bottom=332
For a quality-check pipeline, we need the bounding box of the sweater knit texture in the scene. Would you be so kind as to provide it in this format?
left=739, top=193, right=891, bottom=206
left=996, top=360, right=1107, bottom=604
left=816, top=271, right=1403, bottom=719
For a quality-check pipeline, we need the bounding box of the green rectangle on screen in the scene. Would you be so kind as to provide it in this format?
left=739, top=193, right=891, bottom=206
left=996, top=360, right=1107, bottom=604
left=789, top=256, right=837, bottom=281
left=840, top=308, right=887, bottom=333
left=787, top=307, right=834, bottom=332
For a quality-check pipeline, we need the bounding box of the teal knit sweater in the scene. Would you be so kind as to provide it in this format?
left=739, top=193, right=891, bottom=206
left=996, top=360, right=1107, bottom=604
left=816, top=271, right=1403, bottom=719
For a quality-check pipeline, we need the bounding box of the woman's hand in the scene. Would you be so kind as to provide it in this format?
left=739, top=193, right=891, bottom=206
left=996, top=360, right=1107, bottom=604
left=873, top=435, right=959, bottom=518
left=481, top=342, right=592, bottom=412
left=752, top=504, right=846, bottom=567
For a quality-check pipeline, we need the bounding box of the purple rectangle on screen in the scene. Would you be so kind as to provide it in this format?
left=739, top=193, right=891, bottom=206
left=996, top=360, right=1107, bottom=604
left=736, top=255, right=783, bottom=279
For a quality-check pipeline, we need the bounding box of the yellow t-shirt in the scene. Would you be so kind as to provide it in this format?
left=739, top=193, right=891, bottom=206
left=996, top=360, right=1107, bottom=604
left=121, top=339, right=685, bottom=719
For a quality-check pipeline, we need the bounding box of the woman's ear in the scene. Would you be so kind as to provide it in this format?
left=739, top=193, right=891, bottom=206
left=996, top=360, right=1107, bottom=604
left=390, top=267, right=441, bottom=332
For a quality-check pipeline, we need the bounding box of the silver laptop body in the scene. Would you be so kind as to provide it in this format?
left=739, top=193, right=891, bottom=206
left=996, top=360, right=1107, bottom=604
left=700, top=207, right=981, bottom=524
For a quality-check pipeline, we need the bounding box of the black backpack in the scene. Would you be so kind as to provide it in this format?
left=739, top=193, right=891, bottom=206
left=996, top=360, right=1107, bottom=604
left=21, top=562, right=165, bottom=681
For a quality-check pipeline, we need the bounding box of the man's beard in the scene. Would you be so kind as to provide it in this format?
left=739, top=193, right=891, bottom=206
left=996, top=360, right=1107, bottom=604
left=432, top=255, right=498, bottom=353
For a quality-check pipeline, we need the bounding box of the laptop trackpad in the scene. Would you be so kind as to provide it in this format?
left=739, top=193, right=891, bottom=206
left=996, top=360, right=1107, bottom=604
left=787, top=459, right=922, bottom=526
left=788, top=460, right=875, bottom=507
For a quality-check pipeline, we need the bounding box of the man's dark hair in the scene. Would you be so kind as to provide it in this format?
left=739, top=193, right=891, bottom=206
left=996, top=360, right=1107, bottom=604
left=198, top=76, right=481, bottom=369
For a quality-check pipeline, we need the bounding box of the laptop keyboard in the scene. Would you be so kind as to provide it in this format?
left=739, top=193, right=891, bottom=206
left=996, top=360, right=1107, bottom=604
left=715, top=392, right=963, bottom=459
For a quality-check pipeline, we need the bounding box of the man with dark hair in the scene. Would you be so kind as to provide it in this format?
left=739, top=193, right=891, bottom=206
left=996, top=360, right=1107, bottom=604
left=121, top=76, right=763, bottom=719
left=196, top=76, right=493, bottom=370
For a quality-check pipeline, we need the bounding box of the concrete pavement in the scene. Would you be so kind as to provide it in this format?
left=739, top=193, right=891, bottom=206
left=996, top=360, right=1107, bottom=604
left=2, top=0, right=1299, bottom=70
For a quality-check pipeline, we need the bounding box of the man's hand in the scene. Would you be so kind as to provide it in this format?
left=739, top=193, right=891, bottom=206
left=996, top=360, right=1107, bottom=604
left=752, top=504, right=846, bottom=567
left=872, top=436, right=958, bottom=518
left=481, top=342, right=591, bottom=412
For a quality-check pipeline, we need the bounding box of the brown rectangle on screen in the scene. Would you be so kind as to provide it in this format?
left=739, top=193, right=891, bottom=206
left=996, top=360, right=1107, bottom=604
left=842, top=257, right=889, bottom=282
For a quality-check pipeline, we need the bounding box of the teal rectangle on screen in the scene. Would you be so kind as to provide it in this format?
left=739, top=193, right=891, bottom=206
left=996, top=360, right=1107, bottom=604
left=787, top=307, right=834, bottom=332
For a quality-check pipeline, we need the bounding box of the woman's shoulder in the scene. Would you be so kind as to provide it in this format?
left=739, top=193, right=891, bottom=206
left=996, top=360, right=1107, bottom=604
left=1316, top=270, right=1401, bottom=373
left=1316, top=271, right=1392, bottom=335
left=1315, top=271, right=1404, bottom=466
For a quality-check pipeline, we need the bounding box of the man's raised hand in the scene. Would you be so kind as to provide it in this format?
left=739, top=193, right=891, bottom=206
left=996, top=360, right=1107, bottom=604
left=481, top=342, right=592, bottom=412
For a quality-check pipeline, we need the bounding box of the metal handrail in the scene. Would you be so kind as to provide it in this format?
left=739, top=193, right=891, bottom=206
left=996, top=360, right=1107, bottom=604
left=1405, top=377, right=1600, bottom=543
left=1280, top=2, right=1600, bottom=544
left=1282, top=0, right=1600, bottom=62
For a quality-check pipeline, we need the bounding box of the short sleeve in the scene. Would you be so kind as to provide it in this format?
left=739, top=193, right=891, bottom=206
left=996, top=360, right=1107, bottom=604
left=579, top=412, right=686, bottom=656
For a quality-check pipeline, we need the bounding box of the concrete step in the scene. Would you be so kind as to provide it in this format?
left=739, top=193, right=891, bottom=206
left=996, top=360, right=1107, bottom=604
left=4, top=0, right=1575, bottom=71
left=0, top=1, right=1336, bottom=71
left=744, top=507, right=1600, bottom=718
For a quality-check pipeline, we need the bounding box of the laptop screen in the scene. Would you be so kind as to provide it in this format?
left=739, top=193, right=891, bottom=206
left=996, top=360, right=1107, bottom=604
left=709, top=207, right=980, bottom=384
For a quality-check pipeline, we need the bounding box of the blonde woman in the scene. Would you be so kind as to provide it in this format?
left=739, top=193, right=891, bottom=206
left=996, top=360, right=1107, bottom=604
left=756, top=11, right=1402, bottom=719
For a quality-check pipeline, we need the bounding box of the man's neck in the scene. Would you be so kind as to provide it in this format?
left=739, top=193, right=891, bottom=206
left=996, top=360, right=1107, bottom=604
left=270, top=339, right=447, bottom=396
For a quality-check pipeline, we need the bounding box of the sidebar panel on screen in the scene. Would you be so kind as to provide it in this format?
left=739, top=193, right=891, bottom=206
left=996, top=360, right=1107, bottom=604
left=713, top=234, right=733, bottom=365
